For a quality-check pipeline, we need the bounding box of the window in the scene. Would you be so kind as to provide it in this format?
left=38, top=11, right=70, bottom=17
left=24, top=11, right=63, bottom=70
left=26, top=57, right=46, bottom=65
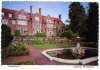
left=2, top=12, right=5, bottom=17
left=18, top=20, right=27, bottom=25
left=46, top=19, right=53, bottom=23
left=47, top=24, right=53, bottom=28
left=17, top=27, right=27, bottom=34
left=35, top=17, right=39, bottom=21
left=34, top=23, right=41, bottom=29
left=9, top=13, right=12, bottom=18
left=18, top=14, right=26, bottom=19
left=12, top=20, right=16, bottom=24
left=1, top=19, right=8, bottom=24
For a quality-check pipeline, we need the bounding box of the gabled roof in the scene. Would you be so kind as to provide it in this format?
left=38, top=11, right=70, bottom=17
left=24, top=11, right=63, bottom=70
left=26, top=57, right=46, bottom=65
left=2, top=8, right=64, bottom=25
left=2, top=8, right=18, bottom=13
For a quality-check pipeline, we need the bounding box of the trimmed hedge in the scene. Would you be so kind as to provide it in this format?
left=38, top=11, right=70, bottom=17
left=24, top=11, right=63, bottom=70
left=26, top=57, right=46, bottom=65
left=1, top=24, right=11, bottom=47
left=34, top=33, right=46, bottom=37
left=8, top=50, right=29, bottom=57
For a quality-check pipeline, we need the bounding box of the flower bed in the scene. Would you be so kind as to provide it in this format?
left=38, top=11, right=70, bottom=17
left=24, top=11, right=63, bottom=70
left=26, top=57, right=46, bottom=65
left=1, top=40, right=29, bottom=58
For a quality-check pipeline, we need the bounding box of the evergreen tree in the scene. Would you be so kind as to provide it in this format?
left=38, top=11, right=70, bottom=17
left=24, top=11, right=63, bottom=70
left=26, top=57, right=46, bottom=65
left=69, top=2, right=86, bottom=36
left=86, top=2, right=99, bottom=43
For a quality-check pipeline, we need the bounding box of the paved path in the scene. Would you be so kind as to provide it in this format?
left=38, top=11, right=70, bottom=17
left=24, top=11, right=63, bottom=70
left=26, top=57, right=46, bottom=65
left=2, top=46, right=58, bottom=65
left=1, top=46, right=98, bottom=65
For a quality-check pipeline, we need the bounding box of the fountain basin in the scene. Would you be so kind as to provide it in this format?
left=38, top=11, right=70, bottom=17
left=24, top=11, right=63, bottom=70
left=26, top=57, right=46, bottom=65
left=41, top=47, right=98, bottom=64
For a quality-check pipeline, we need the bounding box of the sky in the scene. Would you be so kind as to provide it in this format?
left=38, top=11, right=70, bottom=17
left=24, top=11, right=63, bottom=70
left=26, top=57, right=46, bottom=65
left=2, top=1, right=89, bottom=24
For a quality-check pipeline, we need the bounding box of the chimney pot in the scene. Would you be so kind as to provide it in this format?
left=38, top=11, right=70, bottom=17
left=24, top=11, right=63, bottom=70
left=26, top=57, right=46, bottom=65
left=59, top=14, right=61, bottom=20
left=39, top=8, right=41, bottom=15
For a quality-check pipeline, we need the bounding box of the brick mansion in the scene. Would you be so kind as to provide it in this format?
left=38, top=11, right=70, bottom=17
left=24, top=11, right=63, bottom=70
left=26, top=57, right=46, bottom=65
left=2, top=6, right=65, bottom=37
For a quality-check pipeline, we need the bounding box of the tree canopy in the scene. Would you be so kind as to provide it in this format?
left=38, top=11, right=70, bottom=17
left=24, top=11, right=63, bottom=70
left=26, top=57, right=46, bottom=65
left=69, top=2, right=86, bottom=36
left=86, top=2, right=98, bottom=43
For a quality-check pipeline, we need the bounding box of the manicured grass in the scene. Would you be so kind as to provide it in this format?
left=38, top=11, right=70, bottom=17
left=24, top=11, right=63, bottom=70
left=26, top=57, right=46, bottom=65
left=33, top=43, right=75, bottom=49
left=9, top=60, right=35, bottom=65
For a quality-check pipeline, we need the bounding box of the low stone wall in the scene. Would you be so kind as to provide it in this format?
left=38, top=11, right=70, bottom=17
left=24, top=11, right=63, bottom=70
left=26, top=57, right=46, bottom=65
left=23, top=37, right=67, bottom=43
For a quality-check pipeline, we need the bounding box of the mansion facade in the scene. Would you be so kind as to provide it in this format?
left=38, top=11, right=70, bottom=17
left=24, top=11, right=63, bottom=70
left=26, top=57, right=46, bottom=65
left=2, top=6, right=65, bottom=37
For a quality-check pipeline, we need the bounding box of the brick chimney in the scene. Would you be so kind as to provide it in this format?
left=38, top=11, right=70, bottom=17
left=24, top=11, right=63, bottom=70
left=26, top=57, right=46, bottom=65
left=39, top=8, right=41, bottom=15
left=59, top=14, right=61, bottom=20
left=30, top=5, right=32, bottom=18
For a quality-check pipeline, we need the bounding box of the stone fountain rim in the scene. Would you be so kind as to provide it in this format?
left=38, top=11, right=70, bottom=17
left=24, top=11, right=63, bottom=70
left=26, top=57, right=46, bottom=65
left=41, top=47, right=98, bottom=64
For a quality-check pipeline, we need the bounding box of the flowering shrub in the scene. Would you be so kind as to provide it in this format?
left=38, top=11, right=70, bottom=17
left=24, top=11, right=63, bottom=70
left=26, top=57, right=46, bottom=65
left=8, top=41, right=27, bottom=53
left=1, top=40, right=29, bottom=58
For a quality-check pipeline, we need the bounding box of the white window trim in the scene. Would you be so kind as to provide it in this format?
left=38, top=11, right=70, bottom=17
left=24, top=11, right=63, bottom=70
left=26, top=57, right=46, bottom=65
left=2, top=12, right=5, bottom=17
left=9, top=13, right=12, bottom=18
left=18, top=14, right=26, bottom=19
left=47, top=24, right=53, bottom=28
left=1, top=19, right=8, bottom=24
left=18, top=20, right=27, bottom=25
left=12, top=20, right=16, bottom=24
left=34, top=23, right=41, bottom=29
left=17, top=27, right=27, bottom=34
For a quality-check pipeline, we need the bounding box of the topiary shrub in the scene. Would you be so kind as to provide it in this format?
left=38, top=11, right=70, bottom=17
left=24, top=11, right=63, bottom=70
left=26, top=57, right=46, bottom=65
left=1, top=24, right=11, bottom=47
left=14, top=30, right=20, bottom=36
left=14, top=30, right=20, bottom=41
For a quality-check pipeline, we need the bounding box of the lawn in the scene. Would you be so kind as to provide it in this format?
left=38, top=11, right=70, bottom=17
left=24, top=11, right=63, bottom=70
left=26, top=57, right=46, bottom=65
left=32, top=43, right=75, bottom=49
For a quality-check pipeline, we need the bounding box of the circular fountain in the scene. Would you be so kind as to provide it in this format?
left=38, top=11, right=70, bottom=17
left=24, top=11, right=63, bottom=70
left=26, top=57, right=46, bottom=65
left=41, top=36, right=98, bottom=64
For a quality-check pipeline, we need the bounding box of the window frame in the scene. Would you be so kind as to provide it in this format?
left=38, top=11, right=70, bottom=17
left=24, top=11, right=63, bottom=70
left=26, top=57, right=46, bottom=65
left=1, top=19, right=8, bottom=24
left=12, top=20, right=16, bottom=24
left=2, top=12, right=5, bottom=17
left=9, top=13, right=12, bottom=18
left=18, top=20, right=27, bottom=25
